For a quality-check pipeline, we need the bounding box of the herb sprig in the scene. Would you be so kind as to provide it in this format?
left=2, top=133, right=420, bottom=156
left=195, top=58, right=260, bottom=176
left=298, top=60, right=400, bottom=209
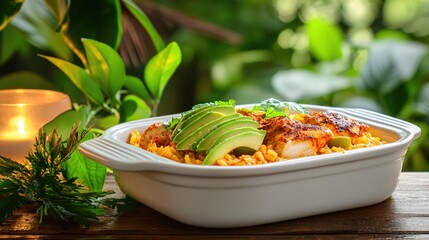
left=252, top=98, right=308, bottom=118
left=0, top=125, right=126, bottom=227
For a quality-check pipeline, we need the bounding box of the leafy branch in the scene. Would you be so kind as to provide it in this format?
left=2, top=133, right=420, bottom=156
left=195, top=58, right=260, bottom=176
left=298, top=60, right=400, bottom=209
left=0, top=125, right=125, bottom=227
left=40, top=39, right=181, bottom=127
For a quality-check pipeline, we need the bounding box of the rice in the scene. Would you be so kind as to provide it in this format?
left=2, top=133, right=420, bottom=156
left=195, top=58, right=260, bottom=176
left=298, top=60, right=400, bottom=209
left=129, top=130, right=280, bottom=166
left=318, top=132, right=385, bottom=154
left=129, top=127, right=385, bottom=166
left=147, top=140, right=280, bottom=166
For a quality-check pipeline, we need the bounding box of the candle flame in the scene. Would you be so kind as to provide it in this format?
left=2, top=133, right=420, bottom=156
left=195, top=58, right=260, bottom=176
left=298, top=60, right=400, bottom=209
left=17, top=117, right=27, bottom=136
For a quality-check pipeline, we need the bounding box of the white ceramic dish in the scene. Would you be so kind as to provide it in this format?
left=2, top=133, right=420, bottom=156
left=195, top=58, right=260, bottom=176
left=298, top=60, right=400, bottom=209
left=79, top=104, right=421, bottom=228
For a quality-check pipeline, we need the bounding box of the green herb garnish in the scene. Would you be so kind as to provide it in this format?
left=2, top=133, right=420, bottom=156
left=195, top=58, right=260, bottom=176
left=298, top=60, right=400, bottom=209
left=214, top=99, right=236, bottom=106
left=188, top=99, right=235, bottom=112
left=0, top=125, right=126, bottom=227
left=165, top=117, right=180, bottom=131
left=252, top=98, right=308, bottom=118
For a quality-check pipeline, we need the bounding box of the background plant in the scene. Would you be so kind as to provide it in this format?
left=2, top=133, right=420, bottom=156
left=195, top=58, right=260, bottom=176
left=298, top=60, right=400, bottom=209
left=0, top=0, right=181, bottom=191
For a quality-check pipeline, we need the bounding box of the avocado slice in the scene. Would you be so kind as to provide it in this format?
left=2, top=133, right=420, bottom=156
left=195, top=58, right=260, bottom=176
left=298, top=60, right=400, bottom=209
left=181, top=105, right=212, bottom=122
left=173, top=111, right=226, bottom=143
left=195, top=118, right=259, bottom=151
left=174, top=105, right=236, bottom=136
left=203, top=130, right=266, bottom=165
left=328, top=136, right=352, bottom=149
left=176, top=113, right=241, bottom=150
left=233, top=147, right=257, bottom=156
left=207, top=127, right=262, bottom=150
left=171, top=105, right=212, bottom=137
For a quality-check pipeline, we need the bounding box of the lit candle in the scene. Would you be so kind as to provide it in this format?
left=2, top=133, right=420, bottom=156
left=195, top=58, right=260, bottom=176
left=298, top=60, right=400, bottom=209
left=0, top=89, right=72, bottom=163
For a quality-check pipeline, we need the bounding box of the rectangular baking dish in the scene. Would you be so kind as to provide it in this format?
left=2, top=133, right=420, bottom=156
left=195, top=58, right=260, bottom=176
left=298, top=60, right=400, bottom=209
left=78, top=104, right=421, bottom=228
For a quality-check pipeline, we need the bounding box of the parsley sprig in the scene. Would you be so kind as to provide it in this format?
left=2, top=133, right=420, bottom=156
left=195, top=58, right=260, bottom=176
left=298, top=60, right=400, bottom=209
left=0, top=125, right=126, bottom=227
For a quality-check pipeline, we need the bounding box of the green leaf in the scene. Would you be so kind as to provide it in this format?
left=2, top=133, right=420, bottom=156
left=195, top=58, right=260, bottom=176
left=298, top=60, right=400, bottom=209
left=416, top=82, right=429, bottom=116
left=10, top=0, right=71, bottom=59
left=0, top=23, right=28, bottom=64
left=60, top=0, right=122, bottom=64
left=306, top=18, right=343, bottom=61
left=0, top=180, right=24, bottom=222
left=82, top=38, right=126, bottom=99
left=252, top=98, right=308, bottom=118
left=214, top=99, right=236, bottom=106
left=94, top=114, right=119, bottom=130
left=124, top=75, right=153, bottom=103
left=166, top=118, right=180, bottom=131
left=44, top=0, right=68, bottom=31
left=42, top=109, right=107, bottom=192
left=360, top=40, right=428, bottom=94
left=272, top=69, right=351, bottom=101
left=0, top=157, right=28, bottom=178
left=212, top=50, right=272, bottom=89
left=144, top=42, right=181, bottom=100
left=120, top=95, right=151, bottom=122
left=119, top=99, right=136, bottom=123
left=402, top=122, right=429, bottom=171
left=0, top=71, right=55, bottom=89
left=382, top=82, right=409, bottom=116
left=375, top=29, right=410, bottom=41
left=0, top=0, right=23, bottom=31
left=61, top=144, right=107, bottom=192
left=122, top=0, right=165, bottom=52
left=42, top=109, right=89, bottom=137
left=40, top=55, right=105, bottom=105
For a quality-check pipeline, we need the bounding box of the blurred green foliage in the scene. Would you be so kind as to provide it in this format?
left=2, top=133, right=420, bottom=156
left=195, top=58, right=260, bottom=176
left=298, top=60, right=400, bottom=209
left=1, top=0, right=429, bottom=170
left=154, top=0, right=429, bottom=171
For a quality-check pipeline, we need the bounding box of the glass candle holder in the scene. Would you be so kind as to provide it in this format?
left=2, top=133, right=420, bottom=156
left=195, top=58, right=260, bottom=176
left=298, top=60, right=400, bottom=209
left=0, top=89, right=72, bottom=163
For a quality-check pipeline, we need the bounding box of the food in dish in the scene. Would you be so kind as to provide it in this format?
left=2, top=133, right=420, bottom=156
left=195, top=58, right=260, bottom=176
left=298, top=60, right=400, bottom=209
left=78, top=102, right=420, bottom=228
left=128, top=99, right=385, bottom=166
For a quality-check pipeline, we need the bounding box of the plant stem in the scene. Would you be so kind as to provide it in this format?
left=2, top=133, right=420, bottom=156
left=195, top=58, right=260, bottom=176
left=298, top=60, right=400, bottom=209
left=151, top=102, right=159, bottom=116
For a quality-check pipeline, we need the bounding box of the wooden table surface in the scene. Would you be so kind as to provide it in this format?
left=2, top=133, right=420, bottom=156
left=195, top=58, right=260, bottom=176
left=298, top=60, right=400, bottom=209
left=1, top=172, right=428, bottom=239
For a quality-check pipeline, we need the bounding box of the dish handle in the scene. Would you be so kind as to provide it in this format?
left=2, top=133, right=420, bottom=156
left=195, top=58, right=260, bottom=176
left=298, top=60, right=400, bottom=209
left=78, top=136, right=170, bottom=171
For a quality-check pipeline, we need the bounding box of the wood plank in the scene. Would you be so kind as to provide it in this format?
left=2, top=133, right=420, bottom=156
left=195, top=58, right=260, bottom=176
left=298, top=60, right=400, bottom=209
left=1, top=172, right=428, bottom=238
left=1, top=235, right=429, bottom=240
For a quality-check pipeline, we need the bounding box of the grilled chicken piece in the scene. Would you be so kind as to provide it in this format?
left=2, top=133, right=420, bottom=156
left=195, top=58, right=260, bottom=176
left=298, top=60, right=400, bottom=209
left=139, top=122, right=171, bottom=149
left=301, top=112, right=370, bottom=142
left=260, top=117, right=333, bottom=159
